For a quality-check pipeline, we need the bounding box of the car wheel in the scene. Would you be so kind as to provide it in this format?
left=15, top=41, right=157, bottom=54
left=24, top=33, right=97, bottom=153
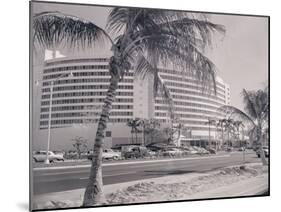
left=113, top=156, right=119, bottom=160
left=257, top=154, right=260, bottom=158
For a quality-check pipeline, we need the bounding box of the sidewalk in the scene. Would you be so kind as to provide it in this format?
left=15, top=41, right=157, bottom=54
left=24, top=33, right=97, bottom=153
left=33, top=163, right=268, bottom=210
left=186, top=174, right=268, bottom=200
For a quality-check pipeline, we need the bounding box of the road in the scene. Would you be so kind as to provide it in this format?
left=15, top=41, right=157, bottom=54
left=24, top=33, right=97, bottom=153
left=33, top=151, right=261, bottom=195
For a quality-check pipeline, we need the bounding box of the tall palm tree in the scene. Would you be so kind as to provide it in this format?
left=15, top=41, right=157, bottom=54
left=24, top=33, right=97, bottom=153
left=220, top=88, right=269, bottom=165
left=205, top=118, right=216, bottom=148
left=233, top=120, right=244, bottom=146
left=127, top=118, right=141, bottom=144
left=33, top=8, right=224, bottom=206
left=174, top=122, right=184, bottom=146
left=217, top=118, right=228, bottom=148
left=139, top=119, right=149, bottom=145
left=172, top=118, right=188, bottom=146
left=127, top=119, right=135, bottom=144
left=146, top=118, right=161, bottom=144
left=163, top=127, right=173, bottom=144
left=72, top=136, right=88, bottom=159
left=225, top=118, right=235, bottom=147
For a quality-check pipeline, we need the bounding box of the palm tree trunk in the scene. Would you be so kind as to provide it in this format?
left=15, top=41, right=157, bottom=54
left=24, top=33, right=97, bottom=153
left=82, top=76, right=119, bottom=206
left=143, top=126, right=145, bottom=146
left=78, top=149, right=81, bottom=159
left=135, top=129, right=138, bottom=144
left=255, top=124, right=267, bottom=166
left=221, top=126, right=224, bottom=148
left=227, top=129, right=230, bottom=147
left=258, top=143, right=267, bottom=165
left=208, top=123, right=211, bottom=148
left=131, top=128, right=134, bottom=144
left=257, top=130, right=268, bottom=166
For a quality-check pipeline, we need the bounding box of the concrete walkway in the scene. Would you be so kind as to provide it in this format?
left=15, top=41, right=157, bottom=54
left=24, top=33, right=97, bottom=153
left=186, top=174, right=268, bottom=200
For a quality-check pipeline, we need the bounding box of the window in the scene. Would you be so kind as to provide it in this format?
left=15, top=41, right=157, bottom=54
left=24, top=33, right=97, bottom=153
left=106, top=131, right=111, bottom=137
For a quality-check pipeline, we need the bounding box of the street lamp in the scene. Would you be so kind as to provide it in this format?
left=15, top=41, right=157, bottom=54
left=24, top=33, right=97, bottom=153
left=36, top=72, right=73, bottom=164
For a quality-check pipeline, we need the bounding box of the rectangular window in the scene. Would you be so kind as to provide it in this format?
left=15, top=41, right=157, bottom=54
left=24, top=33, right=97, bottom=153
left=105, top=131, right=111, bottom=137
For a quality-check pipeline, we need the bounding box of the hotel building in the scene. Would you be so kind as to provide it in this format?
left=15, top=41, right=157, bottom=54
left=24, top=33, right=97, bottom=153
left=155, top=68, right=230, bottom=139
left=34, top=55, right=230, bottom=150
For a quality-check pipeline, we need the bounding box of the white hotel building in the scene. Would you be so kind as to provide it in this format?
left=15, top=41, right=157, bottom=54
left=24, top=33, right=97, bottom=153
left=34, top=55, right=230, bottom=150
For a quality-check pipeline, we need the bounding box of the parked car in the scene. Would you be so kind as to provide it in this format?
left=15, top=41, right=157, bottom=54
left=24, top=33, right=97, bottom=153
left=87, top=149, right=121, bottom=160
left=53, top=151, right=65, bottom=156
left=238, top=147, right=246, bottom=151
left=162, top=148, right=183, bottom=157
left=256, top=146, right=269, bottom=158
left=103, top=149, right=121, bottom=160
left=147, top=150, right=156, bottom=157
left=192, top=146, right=209, bottom=154
left=33, top=151, right=64, bottom=163
left=226, top=147, right=233, bottom=152
left=182, top=147, right=198, bottom=155
left=123, top=146, right=149, bottom=159
left=206, top=148, right=217, bottom=154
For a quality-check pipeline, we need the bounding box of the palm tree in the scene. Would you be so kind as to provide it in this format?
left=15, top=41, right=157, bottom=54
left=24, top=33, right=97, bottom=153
left=172, top=118, right=188, bottom=146
left=233, top=120, right=244, bottom=147
left=217, top=118, right=227, bottom=148
left=127, top=118, right=141, bottom=144
left=216, top=119, right=224, bottom=148
left=205, top=118, right=216, bottom=148
left=146, top=119, right=161, bottom=144
left=72, top=136, right=88, bottom=159
left=163, top=127, right=173, bottom=144
left=225, top=118, right=235, bottom=147
left=127, top=119, right=135, bottom=144
left=139, top=119, right=149, bottom=145
left=220, top=88, right=268, bottom=165
left=33, top=8, right=224, bottom=205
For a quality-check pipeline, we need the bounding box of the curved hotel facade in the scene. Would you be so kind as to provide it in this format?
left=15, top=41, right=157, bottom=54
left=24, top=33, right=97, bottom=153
left=36, top=56, right=230, bottom=150
left=40, top=57, right=135, bottom=128
left=155, top=69, right=230, bottom=139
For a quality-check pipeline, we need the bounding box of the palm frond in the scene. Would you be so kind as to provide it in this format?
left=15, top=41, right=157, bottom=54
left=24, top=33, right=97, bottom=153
left=106, top=8, right=130, bottom=35
left=133, top=53, right=174, bottom=117
left=256, top=88, right=269, bottom=116
left=128, top=33, right=217, bottom=94
left=241, top=89, right=259, bottom=120
left=33, top=11, right=113, bottom=49
left=156, top=18, right=225, bottom=50
left=122, top=26, right=220, bottom=94
left=106, top=8, right=175, bottom=35
left=219, top=105, right=256, bottom=127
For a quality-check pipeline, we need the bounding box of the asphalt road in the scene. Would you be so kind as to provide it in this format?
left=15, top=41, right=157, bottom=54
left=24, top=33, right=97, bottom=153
left=33, top=151, right=261, bottom=195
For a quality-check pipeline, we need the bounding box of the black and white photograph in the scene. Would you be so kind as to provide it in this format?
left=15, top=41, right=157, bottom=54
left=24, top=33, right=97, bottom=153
left=30, top=1, right=269, bottom=211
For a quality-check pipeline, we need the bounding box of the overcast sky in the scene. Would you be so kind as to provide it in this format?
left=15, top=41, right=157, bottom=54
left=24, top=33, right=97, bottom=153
left=32, top=2, right=268, bottom=111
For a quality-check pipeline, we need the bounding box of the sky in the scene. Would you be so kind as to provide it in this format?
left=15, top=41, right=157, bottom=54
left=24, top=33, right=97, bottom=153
left=32, top=1, right=268, bottom=111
